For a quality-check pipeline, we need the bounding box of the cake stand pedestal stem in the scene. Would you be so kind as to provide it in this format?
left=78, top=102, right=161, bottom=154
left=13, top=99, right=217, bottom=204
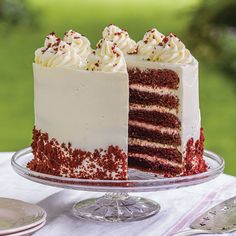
left=72, top=192, right=160, bottom=222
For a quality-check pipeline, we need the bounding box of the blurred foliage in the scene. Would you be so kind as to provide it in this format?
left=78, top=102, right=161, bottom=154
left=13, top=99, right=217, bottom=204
left=0, top=0, right=38, bottom=28
left=187, top=0, right=236, bottom=79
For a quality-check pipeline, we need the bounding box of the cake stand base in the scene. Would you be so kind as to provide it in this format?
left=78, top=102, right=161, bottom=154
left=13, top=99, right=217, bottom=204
left=72, top=193, right=160, bottom=222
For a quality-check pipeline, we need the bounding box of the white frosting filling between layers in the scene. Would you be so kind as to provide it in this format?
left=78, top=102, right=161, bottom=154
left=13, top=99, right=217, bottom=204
left=128, top=120, right=179, bottom=135
left=129, top=153, right=182, bottom=168
left=129, top=83, right=178, bottom=96
left=130, top=103, right=177, bottom=115
left=128, top=138, right=177, bottom=150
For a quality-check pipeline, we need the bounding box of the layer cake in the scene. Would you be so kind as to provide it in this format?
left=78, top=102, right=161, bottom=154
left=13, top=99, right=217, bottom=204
left=27, top=25, right=207, bottom=179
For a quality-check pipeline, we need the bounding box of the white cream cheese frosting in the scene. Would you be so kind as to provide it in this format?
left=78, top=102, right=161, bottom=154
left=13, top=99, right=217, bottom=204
left=151, top=33, right=194, bottom=64
left=33, top=64, right=129, bottom=152
left=102, top=24, right=137, bottom=54
left=137, top=28, right=164, bottom=59
left=137, top=31, right=194, bottom=64
left=35, top=31, right=90, bottom=68
left=63, top=29, right=92, bottom=66
left=86, top=39, right=127, bottom=72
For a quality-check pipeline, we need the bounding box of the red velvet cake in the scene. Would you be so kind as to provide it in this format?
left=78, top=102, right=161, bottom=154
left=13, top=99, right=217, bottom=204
left=28, top=25, right=207, bottom=180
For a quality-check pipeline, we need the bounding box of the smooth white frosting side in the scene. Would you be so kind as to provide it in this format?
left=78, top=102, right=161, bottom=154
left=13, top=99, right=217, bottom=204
left=33, top=63, right=129, bottom=152
left=126, top=55, right=201, bottom=157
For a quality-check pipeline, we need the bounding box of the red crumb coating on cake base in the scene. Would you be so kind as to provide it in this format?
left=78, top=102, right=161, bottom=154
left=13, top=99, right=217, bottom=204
left=28, top=127, right=128, bottom=180
left=183, top=128, right=207, bottom=175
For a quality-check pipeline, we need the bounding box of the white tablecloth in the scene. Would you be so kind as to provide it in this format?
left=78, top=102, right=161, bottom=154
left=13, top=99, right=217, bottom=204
left=0, top=152, right=235, bottom=236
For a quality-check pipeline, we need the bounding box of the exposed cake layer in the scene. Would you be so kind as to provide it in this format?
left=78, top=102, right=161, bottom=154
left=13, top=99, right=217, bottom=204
left=28, top=128, right=128, bottom=180
left=129, top=69, right=180, bottom=157
left=128, top=155, right=183, bottom=176
left=129, top=89, right=179, bottom=109
left=129, top=125, right=181, bottom=146
left=126, top=56, right=201, bottom=150
left=126, top=58, right=205, bottom=176
left=128, top=145, right=182, bottom=163
left=128, top=66, right=181, bottom=148
left=129, top=68, right=180, bottom=89
left=128, top=128, right=206, bottom=177
left=129, top=110, right=180, bottom=129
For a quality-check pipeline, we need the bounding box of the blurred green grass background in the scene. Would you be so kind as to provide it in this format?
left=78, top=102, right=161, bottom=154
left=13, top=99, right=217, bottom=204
left=0, top=0, right=235, bottom=175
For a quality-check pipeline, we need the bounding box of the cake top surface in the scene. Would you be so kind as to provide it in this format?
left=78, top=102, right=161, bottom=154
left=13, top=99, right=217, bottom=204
left=34, top=25, right=195, bottom=71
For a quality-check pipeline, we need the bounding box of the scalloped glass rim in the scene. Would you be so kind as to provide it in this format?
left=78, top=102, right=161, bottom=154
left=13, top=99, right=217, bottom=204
left=11, top=147, right=224, bottom=192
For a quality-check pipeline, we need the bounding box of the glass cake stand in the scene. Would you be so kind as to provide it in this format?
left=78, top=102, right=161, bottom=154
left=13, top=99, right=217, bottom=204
left=11, top=147, right=224, bottom=222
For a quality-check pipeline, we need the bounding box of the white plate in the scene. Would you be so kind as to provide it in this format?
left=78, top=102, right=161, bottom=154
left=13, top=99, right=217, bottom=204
left=0, top=198, right=46, bottom=235
left=4, top=220, right=46, bottom=236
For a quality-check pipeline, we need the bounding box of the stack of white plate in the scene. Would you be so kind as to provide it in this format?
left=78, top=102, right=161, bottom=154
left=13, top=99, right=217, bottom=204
left=0, top=198, right=46, bottom=236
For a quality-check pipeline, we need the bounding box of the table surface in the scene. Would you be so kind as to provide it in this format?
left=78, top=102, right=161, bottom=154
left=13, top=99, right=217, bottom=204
left=0, top=152, right=235, bottom=236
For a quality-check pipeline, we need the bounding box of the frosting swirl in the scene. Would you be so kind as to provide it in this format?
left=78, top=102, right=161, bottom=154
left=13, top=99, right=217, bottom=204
left=137, top=28, right=164, bottom=59
left=35, top=33, right=80, bottom=68
left=86, top=39, right=126, bottom=72
left=43, top=32, right=58, bottom=48
left=63, top=29, right=92, bottom=64
left=102, top=24, right=137, bottom=54
left=150, top=33, right=194, bottom=64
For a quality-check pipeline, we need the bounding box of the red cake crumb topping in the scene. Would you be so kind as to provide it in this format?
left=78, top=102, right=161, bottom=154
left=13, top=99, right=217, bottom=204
left=28, top=127, right=128, bottom=180
left=163, top=37, right=169, bottom=44
left=183, top=128, right=207, bottom=175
